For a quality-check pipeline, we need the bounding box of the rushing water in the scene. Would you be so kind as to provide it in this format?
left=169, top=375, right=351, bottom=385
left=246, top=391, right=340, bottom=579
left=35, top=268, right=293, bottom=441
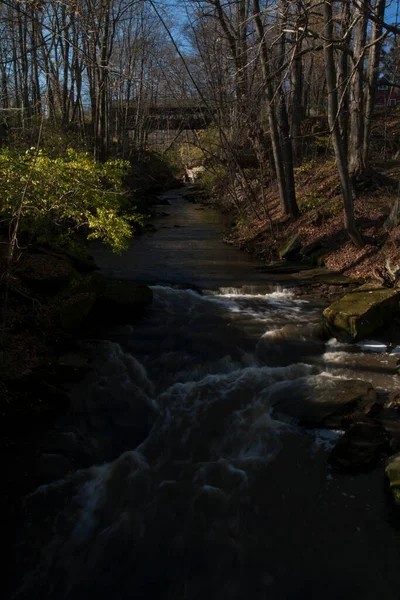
left=12, top=189, right=400, bottom=600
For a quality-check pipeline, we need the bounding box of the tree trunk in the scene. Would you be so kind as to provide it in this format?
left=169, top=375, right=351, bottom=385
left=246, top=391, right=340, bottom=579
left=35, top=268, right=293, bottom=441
left=363, top=0, right=386, bottom=169
left=279, top=87, right=299, bottom=218
left=323, top=0, right=363, bottom=247
left=17, top=6, right=30, bottom=131
left=290, top=0, right=304, bottom=163
left=0, top=48, right=9, bottom=109
left=278, top=3, right=299, bottom=219
left=252, top=0, right=299, bottom=219
left=337, top=0, right=351, bottom=158
left=349, top=0, right=368, bottom=179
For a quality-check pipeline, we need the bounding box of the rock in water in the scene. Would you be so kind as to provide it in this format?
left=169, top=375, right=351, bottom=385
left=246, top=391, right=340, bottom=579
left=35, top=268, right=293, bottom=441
left=329, top=423, right=389, bottom=471
left=270, top=375, right=377, bottom=428
left=386, top=391, right=400, bottom=412
left=386, top=454, right=400, bottom=505
left=256, top=323, right=327, bottom=366
left=323, top=283, right=400, bottom=341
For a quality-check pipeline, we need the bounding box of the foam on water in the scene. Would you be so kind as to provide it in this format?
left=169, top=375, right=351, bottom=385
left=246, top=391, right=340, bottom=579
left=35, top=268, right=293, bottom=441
left=356, top=340, right=388, bottom=353
left=15, top=284, right=399, bottom=600
left=306, top=428, right=344, bottom=452
left=213, top=286, right=295, bottom=297
left=323, top=350, right=352, bottom=364
left=70, top=464, right=110, bottom=543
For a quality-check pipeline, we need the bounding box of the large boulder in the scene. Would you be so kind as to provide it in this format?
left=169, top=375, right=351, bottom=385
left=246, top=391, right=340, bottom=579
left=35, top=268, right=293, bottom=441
left=295, top=267, right=357, bottom=286
left=329, top=422, right=390, bottom=471
left=269, top=375, right=377, bottom=428
left=323, top=283, right=400, bottom=341
left=386, top=454, right=400, bottom=505
left=57, top=291, right=97, bottom=331
left=256, top=323, right=328, bottom=366
left=279, top=234, right=302, bottom=261
left=387, top=392, right=400, bottom=412
left=56, top=273, right=153, bottom=329
left=65, top=252, right=99, bottom=273
left=17, top=253, right=77, bottom=294
left=93, top=278, right=153, bottom=325
left=58, top=271, right=105, bottom=298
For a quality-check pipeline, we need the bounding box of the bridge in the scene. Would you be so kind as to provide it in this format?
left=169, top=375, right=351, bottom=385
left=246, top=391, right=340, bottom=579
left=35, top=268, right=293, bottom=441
left=146, top=103, right=213, bottom=131
left=125, top=99, right=216, bottom=151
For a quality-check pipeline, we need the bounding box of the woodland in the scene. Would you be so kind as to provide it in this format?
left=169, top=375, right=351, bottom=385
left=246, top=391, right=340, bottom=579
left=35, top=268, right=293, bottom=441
left=2, top=2, right=400, bottom=588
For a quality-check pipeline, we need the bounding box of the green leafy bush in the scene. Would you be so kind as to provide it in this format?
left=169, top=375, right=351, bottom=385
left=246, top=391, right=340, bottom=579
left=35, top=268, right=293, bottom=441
left=0, top=148, right=140, bottom=252
left=157, top=149, right=182, bottom=177
left=294, top=159, right=318, bottom=176
left=179, top=127, right=222, bottom=167
left=298, top=192, right=324, bottom=214
left=198, top=164, right=228, bottom=196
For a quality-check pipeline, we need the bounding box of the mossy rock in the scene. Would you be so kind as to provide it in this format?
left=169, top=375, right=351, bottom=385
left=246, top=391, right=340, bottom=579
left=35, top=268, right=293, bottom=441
left=386, top=454, right=400, bottom=505
left=18, top=253, right=78, bottom=295
left=300, top=240, right=323, bottom=257
left=295, top=267, right=356, bottom=285
left=279, top=234, right=302, bottom=260
left=323, top=283, right=400, bottom=340
left=329, top=423, right=390, bottom=471
left=57, top=274, right=153, bottom=328
left=57, top=292, right=97, bottom=332
left=270, top=376, right=377, bottom=428
left=58, top=272, right=106, bottom=300
left=306, top=249, right=327, bottom=267
left=66, top=253, right=99, bottom=274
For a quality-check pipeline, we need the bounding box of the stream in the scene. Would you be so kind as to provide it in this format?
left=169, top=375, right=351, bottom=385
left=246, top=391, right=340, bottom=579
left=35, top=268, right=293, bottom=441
left=13, top=188, right=400, bottom=599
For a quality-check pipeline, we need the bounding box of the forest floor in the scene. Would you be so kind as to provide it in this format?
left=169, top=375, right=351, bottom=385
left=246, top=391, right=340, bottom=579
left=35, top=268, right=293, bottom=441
left=225, top=157, right=400, bottom=283
left=220, top=110, right=400, bottom=281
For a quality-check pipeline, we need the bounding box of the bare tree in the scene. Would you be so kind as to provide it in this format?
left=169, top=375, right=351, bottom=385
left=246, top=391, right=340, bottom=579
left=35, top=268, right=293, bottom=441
left=322, top=0, right=363, bottom=247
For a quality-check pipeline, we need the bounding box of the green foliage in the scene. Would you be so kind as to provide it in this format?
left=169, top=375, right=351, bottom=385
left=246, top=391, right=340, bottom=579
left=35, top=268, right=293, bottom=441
left=294, top=159, right=318, bottom=176
left=198, top=164, right=228, bottom=196
left=315, top=135, right=331, bottom=154
left=298, top=192, right=324, bottom=214
left=157, top=149, right=182, bottom=176
left=0, top=148, right=140, bottom=252
left=179, top=127, right=222, bottom=167
left=329, top=199, right=343, bottom=217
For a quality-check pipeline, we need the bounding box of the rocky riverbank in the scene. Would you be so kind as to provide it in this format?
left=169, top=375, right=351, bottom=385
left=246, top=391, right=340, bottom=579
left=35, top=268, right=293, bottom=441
left=6, top=278, right=400, bottom=600
left=3, top=187, right=400, bottom=496
left=1, top=245, right=154, bottom=592
left=3, top=186, right=400, bottom=599
left=181, top=184, right=400, bottom=505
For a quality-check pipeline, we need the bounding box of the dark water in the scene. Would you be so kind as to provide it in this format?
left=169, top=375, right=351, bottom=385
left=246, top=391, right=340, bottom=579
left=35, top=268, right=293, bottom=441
left=12, top=189, right=400, bottom=600
left=92, top=188, right=285, bottom=290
